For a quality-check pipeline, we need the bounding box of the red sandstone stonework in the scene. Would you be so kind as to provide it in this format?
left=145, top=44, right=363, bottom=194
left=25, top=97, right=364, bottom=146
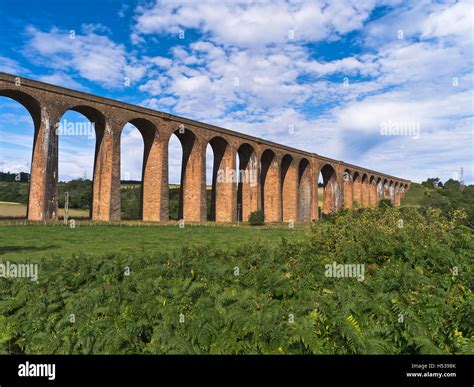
left=0, top=73, right=410, bottom=222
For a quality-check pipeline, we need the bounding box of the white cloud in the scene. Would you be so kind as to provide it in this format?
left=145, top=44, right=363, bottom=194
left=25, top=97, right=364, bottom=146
left=81, top=23, right=112, bottom=36
left=38, top=72, right=86, bottom=90
left=0, top=113, right=32, bottom=125
left=422, top=1, right=474, bottom=42
left=139, top=79, right=164, bottom=94
left=0, top=56, right=27, bottom=75
left=147, top=56, right=173, bottom=68
left=333, top=89, right=473, bottom=134
left=141, top=96, right=177, bottom=110
left=376, top=42, right=470, bottom=86
left=302, top=55, right=379, bottom=77
left=24, top=26, right=146, bottom=88
left=120, top=124, right=145, bottom=181
left=2, top=0, right=472, bottom=185
left=133, top=0, right=379, bottom=49
left=360, top=118, right=474, bottom=183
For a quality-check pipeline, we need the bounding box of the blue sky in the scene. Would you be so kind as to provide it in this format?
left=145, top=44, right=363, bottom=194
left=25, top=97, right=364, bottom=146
left=0, top=0, right=472, bottom=184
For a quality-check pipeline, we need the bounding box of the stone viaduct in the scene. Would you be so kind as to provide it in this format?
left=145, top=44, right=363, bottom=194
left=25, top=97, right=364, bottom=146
left=0, top=72, right=410, bottom=222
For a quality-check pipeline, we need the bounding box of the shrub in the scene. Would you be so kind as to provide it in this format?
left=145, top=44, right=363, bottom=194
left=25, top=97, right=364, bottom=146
left=0, top=206, right=472, bottom=354
left=377, top=198, right=393, bottom=208
left=248, top=210, right=265, bottom=225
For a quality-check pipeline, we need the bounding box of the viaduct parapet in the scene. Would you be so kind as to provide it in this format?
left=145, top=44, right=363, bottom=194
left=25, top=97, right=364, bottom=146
left=0, top=72, right=411, bottom=222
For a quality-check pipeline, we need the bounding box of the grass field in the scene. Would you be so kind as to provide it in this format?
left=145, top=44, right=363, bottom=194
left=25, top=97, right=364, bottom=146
left=0, top=222, right=308, bottom=262
left=0, top=190, right=324, bottom=217
left=0, top=184, right=424, bottom=263
left=1, top=205, right=471, bottom=355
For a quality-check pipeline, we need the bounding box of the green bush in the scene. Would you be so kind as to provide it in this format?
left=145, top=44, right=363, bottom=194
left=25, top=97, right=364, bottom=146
left=58, top=179, right=92, bottom=210
left=248, top=210, right=265, bottom=225
left=403, top=180, right=474, bottom=226
left=377, top=198, right=393, bottom=208
left=0, top=182, right=29, bottom=205
left=0, top=206, right=472, bottom=354
left=120, top=185, right=141, bottom=219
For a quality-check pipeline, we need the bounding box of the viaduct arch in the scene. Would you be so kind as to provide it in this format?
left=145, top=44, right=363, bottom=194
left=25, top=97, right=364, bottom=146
left=0, top=73, right=411, bottom=222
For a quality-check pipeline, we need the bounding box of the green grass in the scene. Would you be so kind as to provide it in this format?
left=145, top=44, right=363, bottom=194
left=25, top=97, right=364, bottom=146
left=0, top=222, right=308, bottom=262
left=0, top=182, right=446, bottom=263
left=1, top=206, right=472, bottom=355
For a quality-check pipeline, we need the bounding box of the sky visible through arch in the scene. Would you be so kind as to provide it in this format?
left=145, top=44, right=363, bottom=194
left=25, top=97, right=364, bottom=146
left=0, top=0, right=472, bottom=184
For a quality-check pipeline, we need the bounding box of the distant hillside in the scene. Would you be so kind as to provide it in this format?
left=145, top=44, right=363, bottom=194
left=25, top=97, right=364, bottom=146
left=401, top=180, right=474, bottom=226
left=400, top=183, right=427, bottom=207
left=0, top=179, right=203, bottom=220
left=0, top=171, right=30, bottom=182
left=1, top=175, right=472, bottom=225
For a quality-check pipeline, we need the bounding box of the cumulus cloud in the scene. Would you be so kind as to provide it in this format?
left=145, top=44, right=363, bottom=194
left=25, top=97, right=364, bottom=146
left=120, top=124, right=145, bottom=181
left=133, top=0, right=380, bottom=49
left=421, top=1, right=474, bottom=42
left=128, top=0, right=473, bottom=184
left=1, top=0, right=472, bottom=184
left=24, top=26, right=147, bottom=88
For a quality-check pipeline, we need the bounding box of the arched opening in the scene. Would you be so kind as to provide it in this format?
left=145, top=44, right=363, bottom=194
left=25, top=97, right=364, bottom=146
left=281, top=154, right=296, bottom=222
left=383, top=179, right=390, bottom=200
left=343, top=168, right=352, bottom=209
left=376, top=177, right=383, bottom=202
left=120, top=123, right=143, bottom=220
left=120, top=118, right=160, bottom=221
left=237, top=143, right=257, bottom=222
left=298, top=158, right=311, bottom=221
left=260, top=149, right=280, bottom=222
left=168, top=127, right=205, bottom=222
left=167, top=132, right=182, bottom=220
left=393, top=182, right=401, bottom=206
left=205, top=141, right=214, bottom=220
left=352, top=171, right=362, bottom=206
left=207, top=136, right=234, bottom=222
left=361, top=173, right=369, bottom=207
left=57, top=106, right=106, bottom=220
left=0, top=92, right=38, bottom=218
left=369, top=176, right=377, bottom=205
left=319, top=164, right=338, bottom=214
left=389, top=180, right=395, bottom=203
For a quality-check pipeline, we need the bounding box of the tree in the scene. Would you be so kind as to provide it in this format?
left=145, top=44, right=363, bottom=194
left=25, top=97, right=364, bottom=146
left=421, top=177, right=440, bottom=188
left=443, top=179, right=461, bottom=191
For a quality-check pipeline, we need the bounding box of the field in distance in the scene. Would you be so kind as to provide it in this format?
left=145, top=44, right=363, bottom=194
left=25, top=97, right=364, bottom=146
left=0, top=222, right=307, bottom=262
left=0, top=201, right=89, bottom=218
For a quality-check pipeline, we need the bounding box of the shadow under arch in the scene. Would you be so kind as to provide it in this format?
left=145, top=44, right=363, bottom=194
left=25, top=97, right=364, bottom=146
left=56, top=105, right=107, bottom=220
left=207, top=136, right=234, bottom=222
left=260, top=149, right=280, bottom=222
left=120, top=117, right=161, bottom=221
left=169, top=127, right=205, bottom=222
left=280, top=154, right=296, bottom=222
left=361, top=173, right=369, bottom=207
left=369, top=175, right=377, bottom=205
left=342, top=168, right=352, bottom=209
left=298, top=158, right=311, bottom=221
left=320, top=163, right=338, bottom=214
left=236, top=143, right=258, bottom=222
